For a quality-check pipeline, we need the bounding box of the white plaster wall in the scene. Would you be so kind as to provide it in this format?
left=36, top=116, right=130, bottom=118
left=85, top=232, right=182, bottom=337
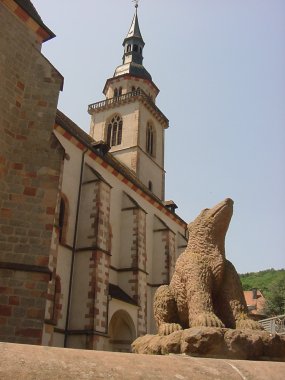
left=57, top=138, right=83, bottom=245
left=68, top=251, right=90, bottom=329
left=54, top=129, right=187, bottom=336
left=119, top=209, right=134, bottom=268
left=55, top=245, right=72, bottom=330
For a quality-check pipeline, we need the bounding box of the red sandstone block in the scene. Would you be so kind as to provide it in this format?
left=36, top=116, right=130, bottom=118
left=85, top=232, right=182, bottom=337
left=0, top=317, right=7, bottom=325
left=45, top=224, right=53, bottom=231
left=12, top=163, right=23, bottom=170
left=35, top=256, right=49, bottom=266
left=16, top=135, right=27, bottom=140
left=0, top=208, right=12, bottom=218
left=27, top=308, right=44, bottom=319
left=17, top=81, right=25, bottom=91
left=0, top=287, right=10, bottom=295
left=38, top=100, right=48, bottom=107
left=9, top=296, right=20, bottom=306
left=0, top=305, right=12, bottom=317
left=25, top=282, right=36, bottom=290
left=15, top=6, right=29, bottom=22
left=37, top=27, right=49, bottom=41
left=23, top=187, right=36, bottom=196
left=46, top=207, right=55, bottom=215
left=26, top=172, right=37, bottom=178
left=15, top=328, right=42, bottom=339
left=15, top=101, right=21, bottom=108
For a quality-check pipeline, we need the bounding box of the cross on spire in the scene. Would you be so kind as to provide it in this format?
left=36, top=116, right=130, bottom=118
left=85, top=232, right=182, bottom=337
left=132, top=0, right=139, bottom=9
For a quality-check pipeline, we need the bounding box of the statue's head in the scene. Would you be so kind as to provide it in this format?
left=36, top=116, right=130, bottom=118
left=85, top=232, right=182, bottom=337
left=187, top=198, right=234, bottom=249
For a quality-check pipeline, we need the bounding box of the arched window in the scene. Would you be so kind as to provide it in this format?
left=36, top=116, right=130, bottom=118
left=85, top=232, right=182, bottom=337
left=146, top=122, right=155, bottom=156
left=107, top=115, right=123, bottom=147
left=114, top=88, right=118, bottom=97
left=148, top=181, right=153, bottom=192
left=127, top=44, right=131, bottom=52
left=59, top=195, right=69, bottom=244
left=131, top=86, right=136, bottom=92
left=133, top=44, right=138, bottom=52
left=118, top=87, right=122, bottom=96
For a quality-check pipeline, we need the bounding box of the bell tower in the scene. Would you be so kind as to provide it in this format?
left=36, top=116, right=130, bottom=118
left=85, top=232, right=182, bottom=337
left=88, top=3, right=169, bottom=200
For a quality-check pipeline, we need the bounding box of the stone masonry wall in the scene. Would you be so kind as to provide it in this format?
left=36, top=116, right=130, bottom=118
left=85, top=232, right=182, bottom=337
left=0, top=3, right=63, bottom=344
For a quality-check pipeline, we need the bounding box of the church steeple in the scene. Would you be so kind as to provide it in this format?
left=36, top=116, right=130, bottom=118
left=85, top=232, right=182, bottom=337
left=114, top=4, right=151, bottom=81
left=89, top=1, right=169, bottom=200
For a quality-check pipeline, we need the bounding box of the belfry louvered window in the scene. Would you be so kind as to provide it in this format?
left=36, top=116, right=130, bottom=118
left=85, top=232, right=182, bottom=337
left=146, top=122, right=155, bottom=156
left=107, top=115, right=123, bottom=147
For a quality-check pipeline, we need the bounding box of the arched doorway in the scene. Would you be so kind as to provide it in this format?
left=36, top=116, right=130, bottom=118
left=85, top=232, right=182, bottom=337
left=109, top=310, right=136, bottom=352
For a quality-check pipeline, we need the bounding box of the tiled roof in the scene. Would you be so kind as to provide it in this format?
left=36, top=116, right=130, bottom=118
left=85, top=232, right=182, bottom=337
left=109, top=284, right=137, bottom=306
left=14, top=0, right=55, bottom=39
left=244, top=290, right=266, bottom=315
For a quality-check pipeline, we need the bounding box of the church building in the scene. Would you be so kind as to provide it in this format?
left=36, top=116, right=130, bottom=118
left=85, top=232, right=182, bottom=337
left=0, top=0, right=187, bottom=352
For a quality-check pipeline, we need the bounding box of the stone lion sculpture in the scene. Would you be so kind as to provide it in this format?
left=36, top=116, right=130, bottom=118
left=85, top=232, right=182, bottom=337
left=154, top=198, right=261, bottom=335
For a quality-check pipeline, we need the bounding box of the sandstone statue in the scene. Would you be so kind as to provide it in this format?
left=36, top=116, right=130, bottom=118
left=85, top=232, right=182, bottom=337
left=153, top=198, right=261, bottom=335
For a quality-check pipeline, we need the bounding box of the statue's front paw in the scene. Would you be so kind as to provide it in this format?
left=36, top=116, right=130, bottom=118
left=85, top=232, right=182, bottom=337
left=191, top=313, right=225, bottom=328
left=236, top=318, right=263, bottom=330
left=158, top=323, right=182, bottom=336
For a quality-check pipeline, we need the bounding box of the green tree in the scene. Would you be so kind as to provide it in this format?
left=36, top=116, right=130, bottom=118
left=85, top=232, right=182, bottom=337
left=263, top=277, right=285, bottom=316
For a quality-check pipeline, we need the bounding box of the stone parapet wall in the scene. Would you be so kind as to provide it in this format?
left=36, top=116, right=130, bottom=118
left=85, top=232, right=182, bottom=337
left=0, top=342, right=284, bottom=380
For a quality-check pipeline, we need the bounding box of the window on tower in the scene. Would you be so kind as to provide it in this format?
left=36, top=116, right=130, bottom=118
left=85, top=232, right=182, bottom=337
left=133, top=44, right=138, bottom=52
left=107, top=115, right=123, bottom=147
left=114, top=88, right=118, bottom=97
left=146, top=122, right=155, bottom=157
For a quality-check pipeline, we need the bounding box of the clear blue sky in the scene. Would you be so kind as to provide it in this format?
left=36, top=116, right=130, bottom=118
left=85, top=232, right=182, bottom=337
left=32, top=0, right=285, bottom=274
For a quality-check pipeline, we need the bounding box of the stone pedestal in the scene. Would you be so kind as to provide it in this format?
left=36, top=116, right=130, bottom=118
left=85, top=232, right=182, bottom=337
left=132, top=327, right=285, bottom=361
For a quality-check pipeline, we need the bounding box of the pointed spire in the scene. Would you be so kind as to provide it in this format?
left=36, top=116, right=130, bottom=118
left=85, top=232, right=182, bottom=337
left=113, top=2, right=152, bottom=81
left=125, top=5, right=143, bottom=41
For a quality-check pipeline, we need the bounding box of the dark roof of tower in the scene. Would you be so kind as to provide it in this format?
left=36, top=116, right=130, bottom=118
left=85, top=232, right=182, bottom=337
left=14, top=0, right=55, bottom=40
left=114, top=62, right=152, bottom=81
left=124, top=7, right=144, bottom=43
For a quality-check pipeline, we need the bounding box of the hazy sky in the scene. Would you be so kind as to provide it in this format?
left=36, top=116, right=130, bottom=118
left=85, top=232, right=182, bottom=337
left=32, top=0, right=285, bottom=273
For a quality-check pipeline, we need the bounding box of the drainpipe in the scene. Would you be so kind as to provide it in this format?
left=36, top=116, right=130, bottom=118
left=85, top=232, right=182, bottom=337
left=64, top=148, right=88, bottom=347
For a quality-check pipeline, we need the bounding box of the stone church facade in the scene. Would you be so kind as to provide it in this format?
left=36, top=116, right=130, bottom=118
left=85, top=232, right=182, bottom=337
left=0, top=0, right=187, bottom=352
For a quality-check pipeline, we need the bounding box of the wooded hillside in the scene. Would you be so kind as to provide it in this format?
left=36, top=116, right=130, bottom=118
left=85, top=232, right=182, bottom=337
left=239, top=268, right=285, bottom=315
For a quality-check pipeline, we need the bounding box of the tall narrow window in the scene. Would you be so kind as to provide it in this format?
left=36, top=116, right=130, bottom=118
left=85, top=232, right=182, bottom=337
left=114, top=88, right=118, bottom=97
left=118, top=87, right=122, bottom=96
left=107, top=115, right=123, bottom=147
left=146, top=122, right=155, bottom=156
left=59, top=195, right=69, bottom=244
left=148, top=181, right=153, bottom=192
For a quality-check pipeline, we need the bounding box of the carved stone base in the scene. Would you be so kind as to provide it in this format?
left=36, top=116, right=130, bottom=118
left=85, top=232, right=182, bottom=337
left=132, top=327, right=285, bottom=361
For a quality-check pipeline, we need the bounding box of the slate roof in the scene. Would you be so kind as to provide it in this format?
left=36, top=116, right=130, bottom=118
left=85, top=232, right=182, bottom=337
left=14, top=0, right=55, bottom=40
left=109, top=284, right=137, bottom=306
left=125, top=7, right=144, bottom=42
